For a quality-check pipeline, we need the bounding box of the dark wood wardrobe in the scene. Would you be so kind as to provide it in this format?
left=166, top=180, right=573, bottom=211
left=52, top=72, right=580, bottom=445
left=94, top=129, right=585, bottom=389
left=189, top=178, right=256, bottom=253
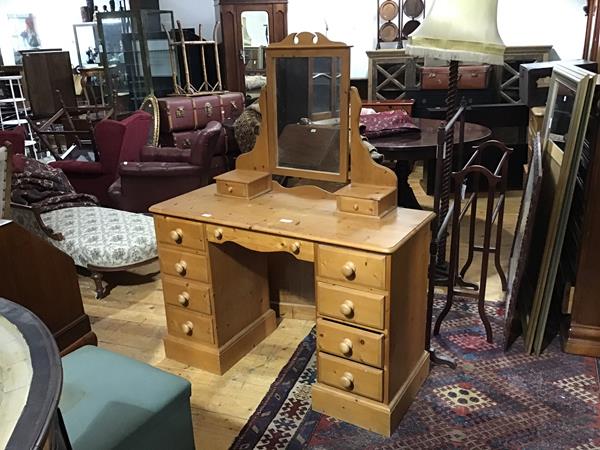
left=216, top=0, right=288, bottom=95
left=560, top=0, right=600, bottom=356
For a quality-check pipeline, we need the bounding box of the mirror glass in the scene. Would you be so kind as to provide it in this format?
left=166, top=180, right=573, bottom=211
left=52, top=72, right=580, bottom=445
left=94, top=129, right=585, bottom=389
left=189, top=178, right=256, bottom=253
left=548, top=81, right=575, bottom=152
left=275, top=56, right=342, bottom=174
left=242, top=11, right=269, bottom=73
left=242, top=11, right=269, bottom=99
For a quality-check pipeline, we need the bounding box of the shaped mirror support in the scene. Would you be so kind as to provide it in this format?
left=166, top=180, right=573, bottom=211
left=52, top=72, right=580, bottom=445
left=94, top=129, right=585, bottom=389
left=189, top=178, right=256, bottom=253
left=215, top=32, right=398, bottom=218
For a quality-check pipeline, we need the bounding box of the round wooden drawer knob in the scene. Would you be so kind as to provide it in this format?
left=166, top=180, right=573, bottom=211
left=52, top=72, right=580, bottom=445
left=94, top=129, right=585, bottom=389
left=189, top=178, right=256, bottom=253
left=339, top=338, right=353, bottom=355
left=227, top=186, right=234, bottom=193
left=353, top=203, right=359, bottom=211
left=341, top=261, right=356, bottom=279
left=181, top=321, right=194, bottom=335
left=214, top=228, right=223, bottom=240
left=178, top=291, right=190, bottom=307
left=290, top=242, right=301, bottom=254
left=339, top=300, right=354, bottom=317
left=169, top=228, right=183, bottom=243
left=174, top=260, right=187, bottom=275
left=340, top=372, right=354, bottom=389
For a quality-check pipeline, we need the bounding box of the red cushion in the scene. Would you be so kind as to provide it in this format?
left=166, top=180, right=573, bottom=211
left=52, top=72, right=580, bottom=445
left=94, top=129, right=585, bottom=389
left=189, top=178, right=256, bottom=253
left=359, top=110, right=419, bottom=138
left=11, top=153, right=26, bottom=173
left=0, top=127, right=26, bottom=155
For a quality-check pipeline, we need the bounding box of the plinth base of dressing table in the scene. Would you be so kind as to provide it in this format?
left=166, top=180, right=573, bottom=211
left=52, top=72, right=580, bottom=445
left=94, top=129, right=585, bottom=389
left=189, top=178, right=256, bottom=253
left=312, top=350, right=430, bottom=437
left=164, top=309, right=277, bottom=375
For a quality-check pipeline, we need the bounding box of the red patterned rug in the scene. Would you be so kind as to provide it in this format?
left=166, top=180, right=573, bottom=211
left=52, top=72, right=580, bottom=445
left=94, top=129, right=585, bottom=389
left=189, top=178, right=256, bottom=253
left=230, top=297, right=600, bottom=449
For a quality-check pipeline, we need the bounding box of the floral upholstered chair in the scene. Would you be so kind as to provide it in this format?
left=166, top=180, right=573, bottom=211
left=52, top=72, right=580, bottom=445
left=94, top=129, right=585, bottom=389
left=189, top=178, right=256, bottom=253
left=30, top=206, right=157, bottom=298
left=5, top=134, right=157, bottom=299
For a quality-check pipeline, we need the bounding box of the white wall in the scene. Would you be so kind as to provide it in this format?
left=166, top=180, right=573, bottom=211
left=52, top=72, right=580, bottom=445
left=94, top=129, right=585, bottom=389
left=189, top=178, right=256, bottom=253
left=0, top=0, right=588, bottom=76
left=0, top=0, right=85, bottom=66
left=498, top=0, right=587, bottom=60
left=159, top=0, right=216, bottom=38
left=288, top=0, right=588, bottom=78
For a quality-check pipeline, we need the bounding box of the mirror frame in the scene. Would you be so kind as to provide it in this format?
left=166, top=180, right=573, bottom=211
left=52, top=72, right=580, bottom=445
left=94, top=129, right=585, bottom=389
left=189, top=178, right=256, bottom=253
left=526, top=64, right=597, bottom=354
left=265, top=32, right=351, bottom=183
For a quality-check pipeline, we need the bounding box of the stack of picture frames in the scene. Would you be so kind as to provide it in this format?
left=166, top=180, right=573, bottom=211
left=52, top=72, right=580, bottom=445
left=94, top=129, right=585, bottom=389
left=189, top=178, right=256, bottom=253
left=504, top=64, right=598, bottom=354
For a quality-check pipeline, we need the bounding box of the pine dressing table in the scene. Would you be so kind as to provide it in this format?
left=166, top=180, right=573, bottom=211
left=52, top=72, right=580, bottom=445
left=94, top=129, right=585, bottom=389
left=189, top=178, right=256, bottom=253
left=150, top=33, right=434, bottom=436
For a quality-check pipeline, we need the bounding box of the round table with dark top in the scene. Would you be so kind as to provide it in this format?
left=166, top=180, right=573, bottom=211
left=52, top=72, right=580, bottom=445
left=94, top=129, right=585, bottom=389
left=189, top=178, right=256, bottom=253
left=369, top=118, right=492, bottom=209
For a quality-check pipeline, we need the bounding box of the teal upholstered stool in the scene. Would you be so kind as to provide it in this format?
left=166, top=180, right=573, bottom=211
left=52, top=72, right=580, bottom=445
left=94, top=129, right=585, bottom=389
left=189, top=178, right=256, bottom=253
left=59, top=346, right=195, bottom=450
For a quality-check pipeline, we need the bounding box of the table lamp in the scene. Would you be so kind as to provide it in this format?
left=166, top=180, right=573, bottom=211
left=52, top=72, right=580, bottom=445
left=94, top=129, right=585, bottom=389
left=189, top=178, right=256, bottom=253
left=405, top=0, right=505, bottom=368
left=405, top=0, right=505, bottom=163
left=406, top=0, right=505, bottom=264
left=406, top=0, right=505, bottom=65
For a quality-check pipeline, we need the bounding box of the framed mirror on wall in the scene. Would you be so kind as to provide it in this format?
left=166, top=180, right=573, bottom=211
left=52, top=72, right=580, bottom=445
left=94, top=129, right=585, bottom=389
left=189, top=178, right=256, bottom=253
left=266, top=35, right=350, bottom=182
left=524, top=64, right=597, bottom=354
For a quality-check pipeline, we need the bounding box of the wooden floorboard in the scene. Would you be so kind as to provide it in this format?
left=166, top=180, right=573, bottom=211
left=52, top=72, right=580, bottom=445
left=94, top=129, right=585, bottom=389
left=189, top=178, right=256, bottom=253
left=78, top=166, right=521, bottom=449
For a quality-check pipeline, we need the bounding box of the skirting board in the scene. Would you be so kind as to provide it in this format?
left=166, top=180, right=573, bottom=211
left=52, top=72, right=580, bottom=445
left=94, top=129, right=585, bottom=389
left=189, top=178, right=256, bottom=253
left=561, top=320, right=600, bottom=357
left=164, top=309, right=277, bottom=374
left=312, top=350, right=430, bottom=436
left=272, top=302, right=316, bottom=320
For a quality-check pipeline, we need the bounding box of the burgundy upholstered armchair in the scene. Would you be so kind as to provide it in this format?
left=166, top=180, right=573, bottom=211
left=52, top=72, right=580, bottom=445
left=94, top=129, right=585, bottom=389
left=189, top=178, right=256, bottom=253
left=48, top=111, right=152, bottom=206
left=108, top=121, right=225, bottom=213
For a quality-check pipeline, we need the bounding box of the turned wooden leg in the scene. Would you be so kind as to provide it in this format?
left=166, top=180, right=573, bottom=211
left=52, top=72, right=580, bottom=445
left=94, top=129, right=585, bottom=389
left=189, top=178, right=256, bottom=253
left=91, top=271, right=107, bottom=300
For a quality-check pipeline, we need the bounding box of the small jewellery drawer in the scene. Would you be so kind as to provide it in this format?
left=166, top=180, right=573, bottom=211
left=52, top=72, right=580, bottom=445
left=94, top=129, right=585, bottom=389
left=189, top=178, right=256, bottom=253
left=154, top=215, right=205, bottom=251
left=337, top=195, right=379, bottom=216
left=317, top=245, right=388, bottom=290
left=214, top=170, right=271, bottom=199
left=317, top=352, right=383, bottom=402
left=162, top=275, right=212, bottom=315
left=158, top=247, right=209, bottom=283
left=317, top=282, right=385, bottom=330
left=205, top=224, right=315, bottom=262
left=316, top=318, right=383, bottom=368
left=165, top=305, right=214, bottom=345
left=215, top=180, right=249, bottom=198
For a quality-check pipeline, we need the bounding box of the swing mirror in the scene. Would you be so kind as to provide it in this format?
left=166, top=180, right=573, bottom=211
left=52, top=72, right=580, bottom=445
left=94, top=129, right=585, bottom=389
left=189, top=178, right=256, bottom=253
left=266, top=33, right=351, bottom=183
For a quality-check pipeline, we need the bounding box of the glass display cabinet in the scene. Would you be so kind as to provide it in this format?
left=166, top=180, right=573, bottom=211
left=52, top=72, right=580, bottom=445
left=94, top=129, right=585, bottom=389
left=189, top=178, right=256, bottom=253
left=97, top=9, right=176, bottom=110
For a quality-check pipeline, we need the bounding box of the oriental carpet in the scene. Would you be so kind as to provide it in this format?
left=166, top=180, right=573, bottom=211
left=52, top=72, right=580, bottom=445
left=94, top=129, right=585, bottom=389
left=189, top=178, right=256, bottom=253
left=231, top=297, right=600, bottom=449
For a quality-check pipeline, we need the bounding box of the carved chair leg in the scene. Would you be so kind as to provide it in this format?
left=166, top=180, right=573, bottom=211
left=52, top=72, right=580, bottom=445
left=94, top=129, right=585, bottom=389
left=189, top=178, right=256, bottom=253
left=91, top=271, right=107, bottom=300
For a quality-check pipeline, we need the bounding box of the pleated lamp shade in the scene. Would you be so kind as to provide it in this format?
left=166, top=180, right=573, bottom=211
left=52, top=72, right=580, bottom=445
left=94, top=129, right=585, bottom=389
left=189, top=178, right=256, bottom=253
left=406, top=0, right=506, bottom=65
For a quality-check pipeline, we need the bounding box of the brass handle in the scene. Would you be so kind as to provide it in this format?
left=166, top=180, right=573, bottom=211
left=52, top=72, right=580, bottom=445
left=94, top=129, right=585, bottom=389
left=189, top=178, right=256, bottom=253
left=214, top=228, right=223, bottom=240
left=340, top=372, right=354, bottom=389
left=339, top=300, right=354, bottom=317
left=174, top=260, right=187, bottom=275
left=169, top=228, right=183, bottom=243
left=178, top=291, right=190, bottom=307
left=341, top=261, right=356, bottom=279
left=181, top=321, right=194, bottom=335
left=339, top=338, right=353, bottom=355
left=290, top=242, right=301, bottom=254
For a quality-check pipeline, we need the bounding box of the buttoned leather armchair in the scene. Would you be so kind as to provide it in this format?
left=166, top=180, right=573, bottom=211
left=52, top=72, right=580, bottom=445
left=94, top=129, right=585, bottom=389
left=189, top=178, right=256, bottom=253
left=108, top=121, right=225, bottom=213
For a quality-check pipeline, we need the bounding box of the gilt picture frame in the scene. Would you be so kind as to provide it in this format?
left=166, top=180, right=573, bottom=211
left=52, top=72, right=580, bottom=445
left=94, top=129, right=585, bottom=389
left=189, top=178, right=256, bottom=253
left=525, top=64, right=597, bottom=354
